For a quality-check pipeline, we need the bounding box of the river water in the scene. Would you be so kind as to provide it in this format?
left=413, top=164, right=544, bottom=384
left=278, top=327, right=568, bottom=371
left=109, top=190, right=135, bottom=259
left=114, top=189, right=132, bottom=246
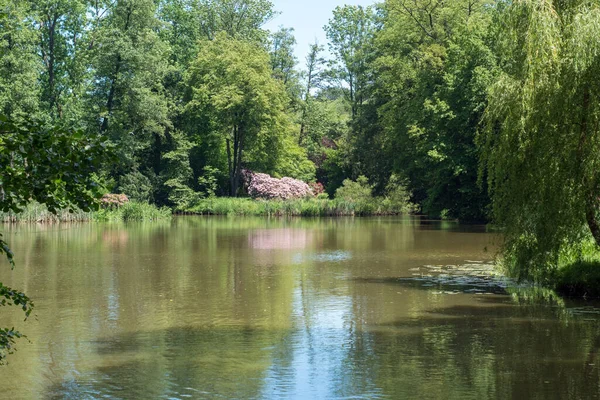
left=0, top=217, right=599, bottom=399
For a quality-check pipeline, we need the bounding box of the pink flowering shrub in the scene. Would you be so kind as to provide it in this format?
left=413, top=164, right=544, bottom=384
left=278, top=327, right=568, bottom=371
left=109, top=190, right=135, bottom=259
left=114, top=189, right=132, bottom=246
left=100, top=193, right=130, bottom=208
left=243, top=170, right=313, bottom=200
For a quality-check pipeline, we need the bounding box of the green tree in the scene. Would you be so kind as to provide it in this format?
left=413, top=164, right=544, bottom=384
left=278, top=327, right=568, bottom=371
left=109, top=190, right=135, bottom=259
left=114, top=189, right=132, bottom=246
left=324, top=5, right=377, bottom=118
left=184, top=33, right=291, bottom=196
left=87, top=0, right=170, bottom=197
left=196, top=0, right=276, bottom=41
left=30, top=0, right=89, bottom=121
left=0, top=1, right=40, bottom=124
left=372, top=0, right=495, bottom=220
left=0, top=116, right=108, bottom=363
left=269, top=27, right=301, bottom=102
left=299, top=41, right=327, bottom=144
left=480, top=0, right=600, bottom=281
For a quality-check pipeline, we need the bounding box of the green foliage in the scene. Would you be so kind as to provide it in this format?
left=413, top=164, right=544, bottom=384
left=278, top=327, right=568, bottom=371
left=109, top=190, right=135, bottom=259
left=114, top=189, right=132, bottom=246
left=274, top=137, right=316, bottom=182
left=187, top=196, right=414, bottom=216
left=185, top=32, right=294, bottom=195
left=374, top=0, right=495, bottom=221
left=0, top=0, right=40, bottom=123
left=383, top=174, right=417, bottom=215
left=119, top=171, right=154, bottom=203
left=0, top=116, right=108, bottom=364
left=335, top=176, right=373, bottom=203
left=197, top=166, right=221, bottom=198
left=325, top=5, right=377, bottom=117
left=480, top=0, right=600, bottom=282
left=94, top=202, right=172, bottom=222
left=0, top=117, right=107, bottom=213
left=270, top=27, right=301, bottom=101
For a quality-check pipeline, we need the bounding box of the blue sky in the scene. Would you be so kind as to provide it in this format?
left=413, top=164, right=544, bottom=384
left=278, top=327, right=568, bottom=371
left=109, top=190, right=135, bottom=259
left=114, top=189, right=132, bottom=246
left=264, top=0, right=378, bottom=67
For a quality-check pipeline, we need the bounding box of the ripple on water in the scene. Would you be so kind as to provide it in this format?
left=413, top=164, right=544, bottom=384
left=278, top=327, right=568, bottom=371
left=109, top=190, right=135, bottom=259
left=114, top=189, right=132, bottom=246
left=292, top=251, right=353, bottom=265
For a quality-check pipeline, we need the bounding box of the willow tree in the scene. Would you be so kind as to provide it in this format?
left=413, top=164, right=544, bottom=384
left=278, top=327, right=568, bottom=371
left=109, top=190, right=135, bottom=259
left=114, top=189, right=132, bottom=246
left=480, top=0, right=600, bottom=281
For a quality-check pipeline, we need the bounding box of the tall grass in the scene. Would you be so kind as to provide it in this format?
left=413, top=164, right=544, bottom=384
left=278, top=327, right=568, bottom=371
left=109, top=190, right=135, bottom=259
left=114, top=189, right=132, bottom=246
left=94, top=202, right=172, bottom=222
left=0, top=201, right=171, bottom=223
left=0, top=202, right=93, bottom=223
left=185, top=197, right=414, bottom=217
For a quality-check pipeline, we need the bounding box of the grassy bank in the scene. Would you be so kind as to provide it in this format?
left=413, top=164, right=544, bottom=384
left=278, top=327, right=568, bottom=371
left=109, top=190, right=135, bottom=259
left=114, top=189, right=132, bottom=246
left=0, top=202, right=171, bottom=223
left=552, top=240, right=600, bottom=298
left=184, top=197, right=414, bottom=216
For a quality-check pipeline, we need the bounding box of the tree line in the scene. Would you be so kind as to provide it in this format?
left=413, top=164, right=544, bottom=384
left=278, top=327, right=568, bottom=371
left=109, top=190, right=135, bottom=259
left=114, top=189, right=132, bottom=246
left=0, top=0, right=495, bottom=221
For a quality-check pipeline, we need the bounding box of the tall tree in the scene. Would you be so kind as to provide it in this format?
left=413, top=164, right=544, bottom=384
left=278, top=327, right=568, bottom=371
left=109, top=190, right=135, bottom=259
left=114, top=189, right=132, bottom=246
left=480, top=0, right=600, bottom=281
left=31, top=0, right=88, bottom=121
left=372, top=0, right=495, bottom=220
left=324, top=5, right=377, bottom=118
left=184, top=33, right=291, bottom=196
left=269, top=27, right=297, bottom=85
left=269, top=26, right=301, bottom=104
left=0, top=0, right=40, bottom=123
left=87, top=0, right=170, bottom=197
left=299, top=41, right=326, bottom=143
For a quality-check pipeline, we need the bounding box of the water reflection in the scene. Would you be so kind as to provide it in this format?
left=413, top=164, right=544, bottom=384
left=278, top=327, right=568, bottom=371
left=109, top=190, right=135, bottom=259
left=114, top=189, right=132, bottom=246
left=249, top=229, right=312, bottom=250
left=0, top=217, right=599, bottom=399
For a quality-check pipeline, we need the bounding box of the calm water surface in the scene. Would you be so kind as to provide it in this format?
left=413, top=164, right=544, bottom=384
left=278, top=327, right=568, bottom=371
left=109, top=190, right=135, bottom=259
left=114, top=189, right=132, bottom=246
left=1, top=217, right=600, bottom=399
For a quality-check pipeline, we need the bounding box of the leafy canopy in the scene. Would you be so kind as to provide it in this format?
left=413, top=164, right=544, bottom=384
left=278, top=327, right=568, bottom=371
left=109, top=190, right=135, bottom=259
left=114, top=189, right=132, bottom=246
left=480, top=0, right=600, bottom=281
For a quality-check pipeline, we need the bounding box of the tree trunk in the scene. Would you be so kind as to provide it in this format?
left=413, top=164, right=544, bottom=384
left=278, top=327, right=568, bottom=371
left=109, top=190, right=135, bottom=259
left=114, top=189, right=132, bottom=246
left=101, top=57, right=121, bottom=133
left=587, top=195, right=600, bottom=247
left=226, top=136, right=234, bottom=196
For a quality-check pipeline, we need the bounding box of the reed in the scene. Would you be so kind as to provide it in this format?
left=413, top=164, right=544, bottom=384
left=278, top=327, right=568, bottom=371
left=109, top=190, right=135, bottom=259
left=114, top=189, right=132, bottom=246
left=185, top=197, right=413, bottom=217
left=0, top=202, right=171, bottom=223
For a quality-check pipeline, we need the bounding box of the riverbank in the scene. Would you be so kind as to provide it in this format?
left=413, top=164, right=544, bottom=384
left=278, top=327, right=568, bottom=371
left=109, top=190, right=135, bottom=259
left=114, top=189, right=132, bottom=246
left=553, top=242, right=600, bottom=298
left=184, top=197, right=415, bottom=216
left=0, top=202, right=171, bottom=223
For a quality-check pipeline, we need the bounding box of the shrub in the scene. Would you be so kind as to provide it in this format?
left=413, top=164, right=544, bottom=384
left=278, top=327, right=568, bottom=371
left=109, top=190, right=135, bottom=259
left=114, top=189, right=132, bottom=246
left=244, top=170, right=313, bottom=200
left=119, top=171, right=154, bottom=202
left=383, top=174, right=417, bottom=215
left=334, top=176, right=372, bottom=203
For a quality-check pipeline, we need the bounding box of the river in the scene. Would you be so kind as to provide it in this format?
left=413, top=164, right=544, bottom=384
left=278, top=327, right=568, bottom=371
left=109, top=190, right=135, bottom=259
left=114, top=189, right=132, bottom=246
left=1, top=217, right=599, bottom=399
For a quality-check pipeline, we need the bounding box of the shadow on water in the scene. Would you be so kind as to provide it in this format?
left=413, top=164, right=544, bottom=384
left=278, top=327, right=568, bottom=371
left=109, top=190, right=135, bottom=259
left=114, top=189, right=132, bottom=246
left=355, top=262, right=512, bottom=295
left=363, top=302, right=600, bottom=400
left=44, top=286, right=600, bottom=400
left=45, top=327, right=289, bottom=400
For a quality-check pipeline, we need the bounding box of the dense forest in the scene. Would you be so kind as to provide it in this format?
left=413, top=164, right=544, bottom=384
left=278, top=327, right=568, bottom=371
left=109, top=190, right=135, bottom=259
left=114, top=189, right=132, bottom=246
left=0, top=0, right=498, bottom=221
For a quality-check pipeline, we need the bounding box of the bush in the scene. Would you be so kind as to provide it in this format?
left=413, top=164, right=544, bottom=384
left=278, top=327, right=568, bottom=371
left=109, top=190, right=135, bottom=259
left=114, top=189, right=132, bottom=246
left=551, top=238, right=600, bottom=297
left=309, top=182, right=325, bottom=196
left=383, top=174, right=417, bottom=215
left=119, top=171, right=154, bottom=202
left=334, top=176, right=372, bottom=203
left=244, top=170, right=313, bottom=200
